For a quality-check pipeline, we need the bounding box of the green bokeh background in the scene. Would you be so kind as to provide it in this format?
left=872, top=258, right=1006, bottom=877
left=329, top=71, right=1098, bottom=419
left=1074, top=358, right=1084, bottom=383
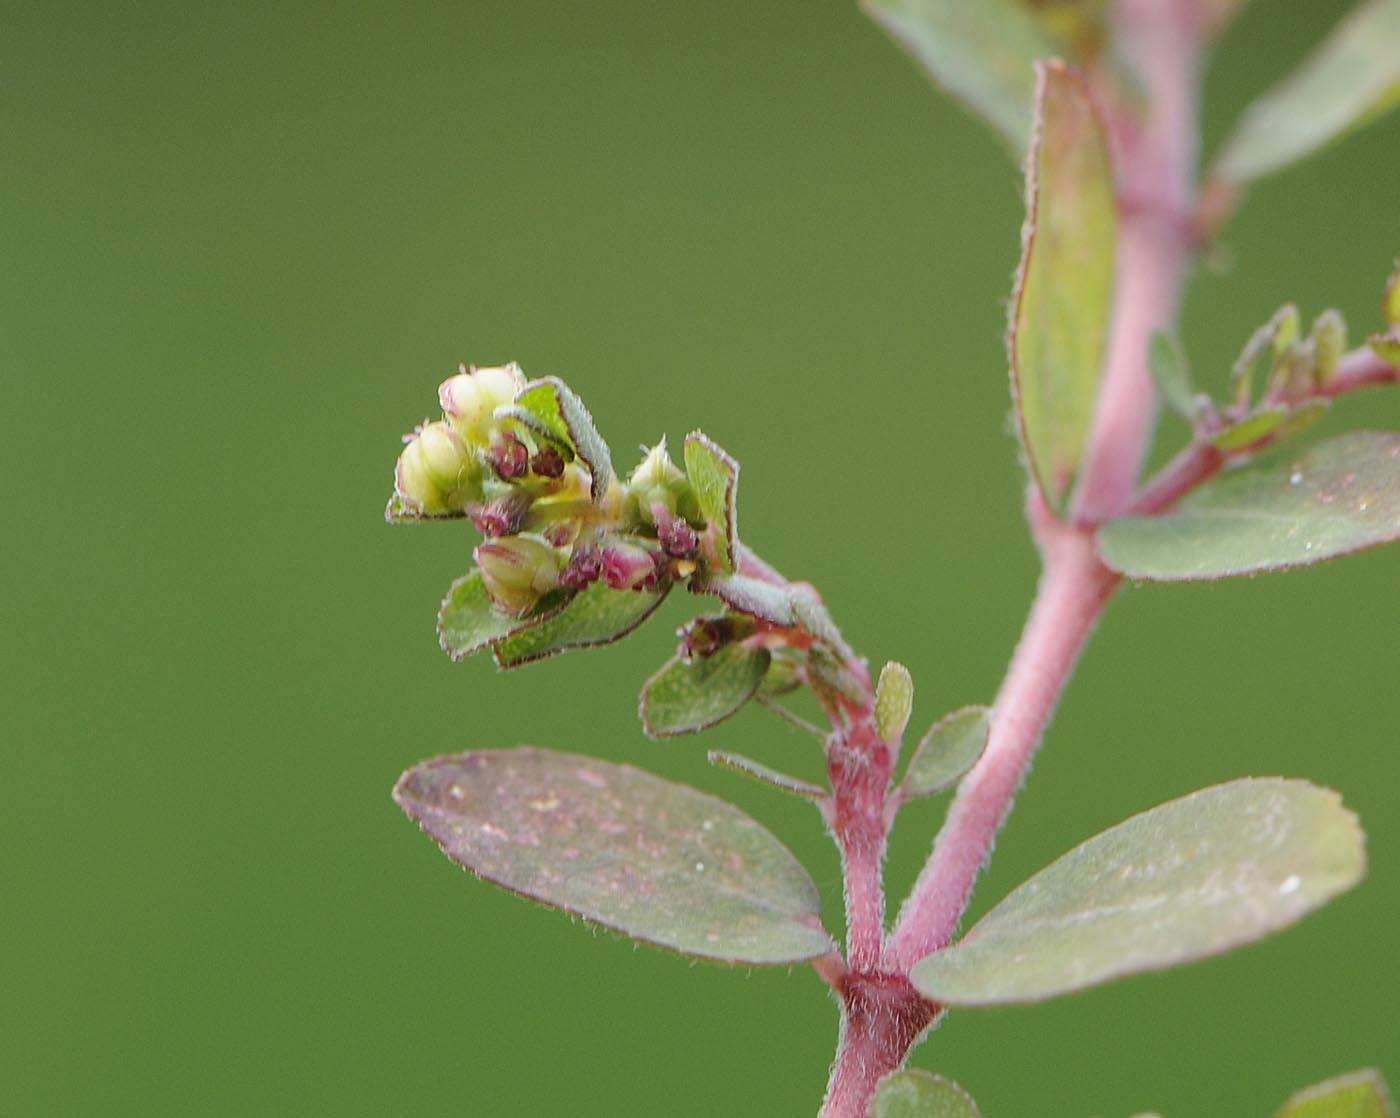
left=4, top=2, right=1397, bottom=1114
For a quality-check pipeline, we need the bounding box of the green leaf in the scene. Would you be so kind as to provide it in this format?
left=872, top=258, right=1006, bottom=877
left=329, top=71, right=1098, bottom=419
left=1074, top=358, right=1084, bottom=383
left=874, top=1070, right=981, bottom=1118
left=1009, top=61, right=1117, bottom=513
left=683, top=431, right=740, bottom=573
left=492, top=580, right=668, bottom=667
left=436, top=572, right=570, bottom=661
left=1213, top=0, right=1400, bottom=186
left=395, top=747, right=833, bottom=965
left=874, top=662, right=915, bottom=742
left=910, top=778, right=1365, bottom=1006
left=1386, top=262, right=1400, bottom=325
left=505, top=377, right=613, bottom=501
left=1277, top=1069, right=1397, bottom=1118
left=707, top=750, right=825, bottom=801
left=899, top=705, right=990, bottom=799
left=691, top=571, right=795, bottom=626
left=641, top=644, right=772, bottom=738
left=1098, top=432, right=1400, bottom=581
left=1210, top=405, right=1289, bottom=451
left=861, top=0, right=1058, bottom=153
left=1148, top=331, right=1197, bottom=421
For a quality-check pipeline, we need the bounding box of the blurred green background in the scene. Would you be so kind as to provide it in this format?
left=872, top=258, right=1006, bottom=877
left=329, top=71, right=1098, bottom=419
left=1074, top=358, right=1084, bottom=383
left=4, top=2, right=1396, bottom=1114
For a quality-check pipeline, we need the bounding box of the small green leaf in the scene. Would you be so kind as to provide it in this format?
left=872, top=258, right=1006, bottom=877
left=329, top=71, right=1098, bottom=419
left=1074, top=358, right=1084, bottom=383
left=1010, top=61, right=1117, bottom=513
left=1148, top=331, right=1197, bottom=421
left=1210, top=405, right=1289, bottom=451
left=874, top=662, right=915, bottom=742
left=899, top=705, right=990, bottom=799
left=437, top=572, right=570, bottom=661
left=683, top=431, right=740, bottom=573
left=1098, top=431, right=1400, bottom=581
left=807, top=644, right=871, bottom=710
left=1213, top=0, right=1400, bottom=186
left=505, top=377, right=613, bottom=500
left=395, top=747, right=833, bottom=965
left=861, top=0, right=1058, bottom=153
left=1275, top=399, right=1332, bottom=440
left=1277, top=1069, right=1396, bottom=1118
left=874, top=1069, right=982, bottom=1118
left=691, top=571, right=795, bottom=626
left=640, top=644, right=772, bottom=738
left=910, top=778, right=1365, bottom=1006
left=707, top=750, right=825, bottom=800
left=492, top=580, right=668, bottom=667
left=1386, top=262, right=1400, bottom=325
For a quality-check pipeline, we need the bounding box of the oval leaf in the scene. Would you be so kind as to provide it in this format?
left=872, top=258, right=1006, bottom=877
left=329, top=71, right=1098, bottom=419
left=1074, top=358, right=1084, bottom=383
left=899, top=705, right=990, bottom=800
left=492, top=580, right=668, bottom=667
left=437, top=572, right=570, bottom=660
left=684, top=431, right=740, bottom=573
left=910, top=778, right=1365, bottom=1006
left=1098, top=431, right=1400, bottom=581
left=861, top=0, right=1057, bottom=153
left=1010, top=61, right=1117, bottom=513
left=874, top=1070, right=981, bottom=1118
left=1213, top=0, right=1400, bottom=186
left=1278, top=1070, right=1396, bottom=1118
left=394, top=747, right=832, bottom=965
left=641, top=644, right=772, bottom=738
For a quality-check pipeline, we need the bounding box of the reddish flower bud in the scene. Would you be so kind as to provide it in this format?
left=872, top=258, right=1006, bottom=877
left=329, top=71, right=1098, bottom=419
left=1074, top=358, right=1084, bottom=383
left=490, top=431, right=531, bottom=480
left=600, top=540, right=661, bottom=591
left=531, top=446, right=566, bottom=478
left=559, top=548, right=603, bottom=589
left=653, top=504, right=699, bottom=558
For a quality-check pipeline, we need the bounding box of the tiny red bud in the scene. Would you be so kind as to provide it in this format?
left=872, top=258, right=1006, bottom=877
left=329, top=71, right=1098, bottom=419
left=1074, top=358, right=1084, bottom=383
left=490, top=431, right=531, bottom=480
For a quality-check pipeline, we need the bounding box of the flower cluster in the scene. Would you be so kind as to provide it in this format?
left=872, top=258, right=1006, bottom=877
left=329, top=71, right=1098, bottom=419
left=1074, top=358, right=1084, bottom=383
left=390, top=363, right=713, bottom=618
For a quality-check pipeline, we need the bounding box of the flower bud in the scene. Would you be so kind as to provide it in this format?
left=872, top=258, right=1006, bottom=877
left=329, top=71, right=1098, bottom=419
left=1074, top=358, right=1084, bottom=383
left=395, top=421, right=483, bottom=515
left=600, top=539, right=662, bottom=591
left=653, top=504, right=699, bottom=558
left=626, top=440, right=688, bottom=523
left=489, top=430, right=531, bottom=480
left=439, top=362, right=526, bottom=441
left=1311, top=309, right=1347, bottom=385
left=475, top=536, right=561, bottom=616
left=559, top=547, right=603, bottom=589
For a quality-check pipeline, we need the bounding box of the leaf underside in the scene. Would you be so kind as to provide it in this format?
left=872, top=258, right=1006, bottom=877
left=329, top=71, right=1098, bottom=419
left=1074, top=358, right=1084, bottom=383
left=691, top=572, right=795, bottom=626
left=394, top=747, right=832, bottom=965
left=1010, top=61, right=1117, bottom=513
left=911, top=778, right=1365, bottom=1006
left=874, top=1070, right=982, bottom=1118
left=1097, top=431, right=1400, bottom=581
left=860, top=0, right=1057, bottom=153
left=1213, top=0, right=1400, bottom=186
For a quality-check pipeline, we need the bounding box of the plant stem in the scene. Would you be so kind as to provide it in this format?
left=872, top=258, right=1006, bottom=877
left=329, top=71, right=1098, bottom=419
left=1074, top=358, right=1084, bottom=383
left=887, top=507, right=1119, bottom=969
left=819, top=973, right=939, bottom=1118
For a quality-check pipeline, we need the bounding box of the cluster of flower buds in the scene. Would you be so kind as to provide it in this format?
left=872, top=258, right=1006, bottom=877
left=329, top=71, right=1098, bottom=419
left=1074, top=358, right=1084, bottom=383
left=390, top=364, right=718, bottom=617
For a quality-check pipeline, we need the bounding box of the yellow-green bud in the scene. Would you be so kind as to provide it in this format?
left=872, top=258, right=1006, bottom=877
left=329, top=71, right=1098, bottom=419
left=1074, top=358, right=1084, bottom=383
left=439, top=362, right=526, bottom=441
left=1384, top=262, right=1400, bottom=326
left=395, top=421, right=482, bottom=515
left=626, top=440, right=687, bottom=523
left=1311, top=309, right=1347, bottom=385
left=475, top=536, right=561, bottom=616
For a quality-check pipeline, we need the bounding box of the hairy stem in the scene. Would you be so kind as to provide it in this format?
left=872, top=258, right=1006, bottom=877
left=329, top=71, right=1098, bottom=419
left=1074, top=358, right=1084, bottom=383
left=887, top=507, right=1119, bottom=968
left=819, top=973, right=939, bottom=1118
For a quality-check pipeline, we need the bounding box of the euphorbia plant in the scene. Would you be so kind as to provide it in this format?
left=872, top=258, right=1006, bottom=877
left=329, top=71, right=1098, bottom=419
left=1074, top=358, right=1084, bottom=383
left=383, top=2, right=1400, bottom=1114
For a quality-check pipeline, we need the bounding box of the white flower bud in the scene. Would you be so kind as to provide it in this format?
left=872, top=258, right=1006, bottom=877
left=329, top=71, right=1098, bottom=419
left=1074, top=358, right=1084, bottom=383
left=440, top=363, right=526, bottom=441
left=395, top=421, right=482, bottom=515
left=476, top=536, right=562, bottom=615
